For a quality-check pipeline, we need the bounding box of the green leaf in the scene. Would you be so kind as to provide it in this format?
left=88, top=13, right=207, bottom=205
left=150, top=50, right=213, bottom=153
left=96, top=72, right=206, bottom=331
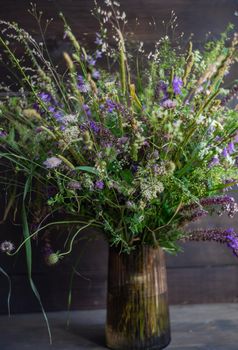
left=120, top=169, right=133, bottom=184
left=22, top=178, right=52, bottom=343
left=74, top=166, right=99, bottom=175
left=0, top=266, right=11, bottom=316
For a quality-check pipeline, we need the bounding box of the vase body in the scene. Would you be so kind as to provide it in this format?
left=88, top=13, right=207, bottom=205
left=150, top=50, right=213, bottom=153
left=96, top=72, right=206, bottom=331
left=106, top=245, right=171, bottom=350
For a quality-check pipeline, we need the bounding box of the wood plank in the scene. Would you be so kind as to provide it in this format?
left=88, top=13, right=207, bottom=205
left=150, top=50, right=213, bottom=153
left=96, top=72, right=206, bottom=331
left=1, top=264, right=238, bottom=314
left=167, top=265, right=238, bottom=304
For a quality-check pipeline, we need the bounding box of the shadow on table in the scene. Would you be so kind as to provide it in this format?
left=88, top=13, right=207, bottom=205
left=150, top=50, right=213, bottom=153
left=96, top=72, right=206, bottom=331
left=59, top=323, right=106, bottom=348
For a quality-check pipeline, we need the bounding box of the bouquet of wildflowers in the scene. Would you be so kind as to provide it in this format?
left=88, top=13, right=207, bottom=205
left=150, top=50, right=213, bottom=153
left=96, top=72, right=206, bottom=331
left=1, top=0, right=238, bottom=265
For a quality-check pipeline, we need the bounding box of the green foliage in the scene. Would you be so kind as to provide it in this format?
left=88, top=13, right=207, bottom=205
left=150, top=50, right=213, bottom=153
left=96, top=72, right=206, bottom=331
left=0, top=1, right=238, bottom=259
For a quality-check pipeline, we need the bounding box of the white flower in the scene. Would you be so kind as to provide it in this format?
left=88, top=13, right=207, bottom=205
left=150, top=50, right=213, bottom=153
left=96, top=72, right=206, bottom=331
left=0, top=241, right=15, bottom=253
left=68, top=181, right=82, bottom=190
left=196, top=115, right=206, bottom=124
left=43, top=157, right=62, bottom=169
left=63, top=126, right=80, bottom=144
left=61, top=114, right=78, bottom=125
left=105, top=0, right=112, bottom=6
left=121, top=12, right=126, bottom=20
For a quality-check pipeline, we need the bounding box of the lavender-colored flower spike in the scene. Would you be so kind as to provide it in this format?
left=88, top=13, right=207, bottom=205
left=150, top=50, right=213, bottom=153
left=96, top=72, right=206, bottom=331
left=89, top=121, right=101, bottom=133
left=105, top=99, right=116, bottom=113
left=43, top=157, right=62, bottom=169
left=181, top=195, right=238, bottom=218
left=172, top=76, right=183, bottom=95
left=186, top=228, right=238, bottom=257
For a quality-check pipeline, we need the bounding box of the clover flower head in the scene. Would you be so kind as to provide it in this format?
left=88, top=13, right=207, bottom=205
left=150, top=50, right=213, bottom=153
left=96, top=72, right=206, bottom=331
left=43, top=157, right=62, bottom=169
left=161, top=99, right=177, bottom=109
left=0, top=241, right=15, bottom=253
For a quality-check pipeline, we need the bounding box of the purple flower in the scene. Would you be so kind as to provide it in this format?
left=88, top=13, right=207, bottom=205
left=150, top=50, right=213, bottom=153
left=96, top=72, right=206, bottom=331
left=131, top=164, right=138, bottom=173
left=228, top=142, right=235, bottom=154
left=117, top=136, right=129, bottom=145
left=89, top=120, right=101, bottom=133
left=227, top=232, right=238, bottom=251
left=161, top=99, right=177, bottom=109
left=92, top=70, right=100, bottom=80
left=0, top=130, right=7, bottom=137
left=43, top=157, right=62, bottom=169
left=95, top=33, right=103, bottom=46
left=0, top=241, right=15, bottom=253
left=95, top=50, right=102, bottom=59
left=38, top=92, right=52, bottom=103
left=79, top=84, right=90, bottom=93
left=53, top=110, right=64, bottom=122
left=78, top=75, right=90, bottom=93
left=172, top=76, right=183, bottom=95
left=222, top=147, right=229, bottom=158
left=155, top=80, right=168, bottom=100
left=186, top=228, right=238, bottom=257
left=208, top=155, right=220, bottom=168
left=95, top=180, right=104, bottom=190
left=48, top=106, right=56, bottom=113
left=87, top=56, right=96, bottom=66
left=82, top=104, right=92, bottom=117
left=105, top=99, right=116, bottom=112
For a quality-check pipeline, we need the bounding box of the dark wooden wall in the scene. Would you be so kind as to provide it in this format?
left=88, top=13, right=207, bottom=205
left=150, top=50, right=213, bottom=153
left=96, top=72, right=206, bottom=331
left=1, top=0, right=238, bottom=314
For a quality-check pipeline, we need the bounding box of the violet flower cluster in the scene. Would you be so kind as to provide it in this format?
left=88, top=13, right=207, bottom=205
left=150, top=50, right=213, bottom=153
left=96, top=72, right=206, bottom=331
left=1, top=2, right=238, bottom=256
left=186, top=228, right=238, bottom=257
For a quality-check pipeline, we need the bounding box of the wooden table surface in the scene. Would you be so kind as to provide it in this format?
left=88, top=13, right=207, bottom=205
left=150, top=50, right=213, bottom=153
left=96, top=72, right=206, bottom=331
left=1, top=304, right=238, bottom=349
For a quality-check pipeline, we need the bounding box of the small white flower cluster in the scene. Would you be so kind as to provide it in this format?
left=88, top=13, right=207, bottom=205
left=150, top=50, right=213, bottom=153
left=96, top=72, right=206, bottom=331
left=61, top=114, right=78, bottom=125
left=97, top=0, right=127, bottom=24
left=95, top=160, right=107, bottom=176
left=63, top=126, right=80, bottom=144
left=82, top=174, right=94, bottom=191
left=140, top=178, right=164, bottom=201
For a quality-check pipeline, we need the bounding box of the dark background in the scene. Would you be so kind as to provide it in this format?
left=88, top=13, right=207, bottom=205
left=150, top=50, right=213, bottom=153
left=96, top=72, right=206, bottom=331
left=1, top=0, right=238, bottom=314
